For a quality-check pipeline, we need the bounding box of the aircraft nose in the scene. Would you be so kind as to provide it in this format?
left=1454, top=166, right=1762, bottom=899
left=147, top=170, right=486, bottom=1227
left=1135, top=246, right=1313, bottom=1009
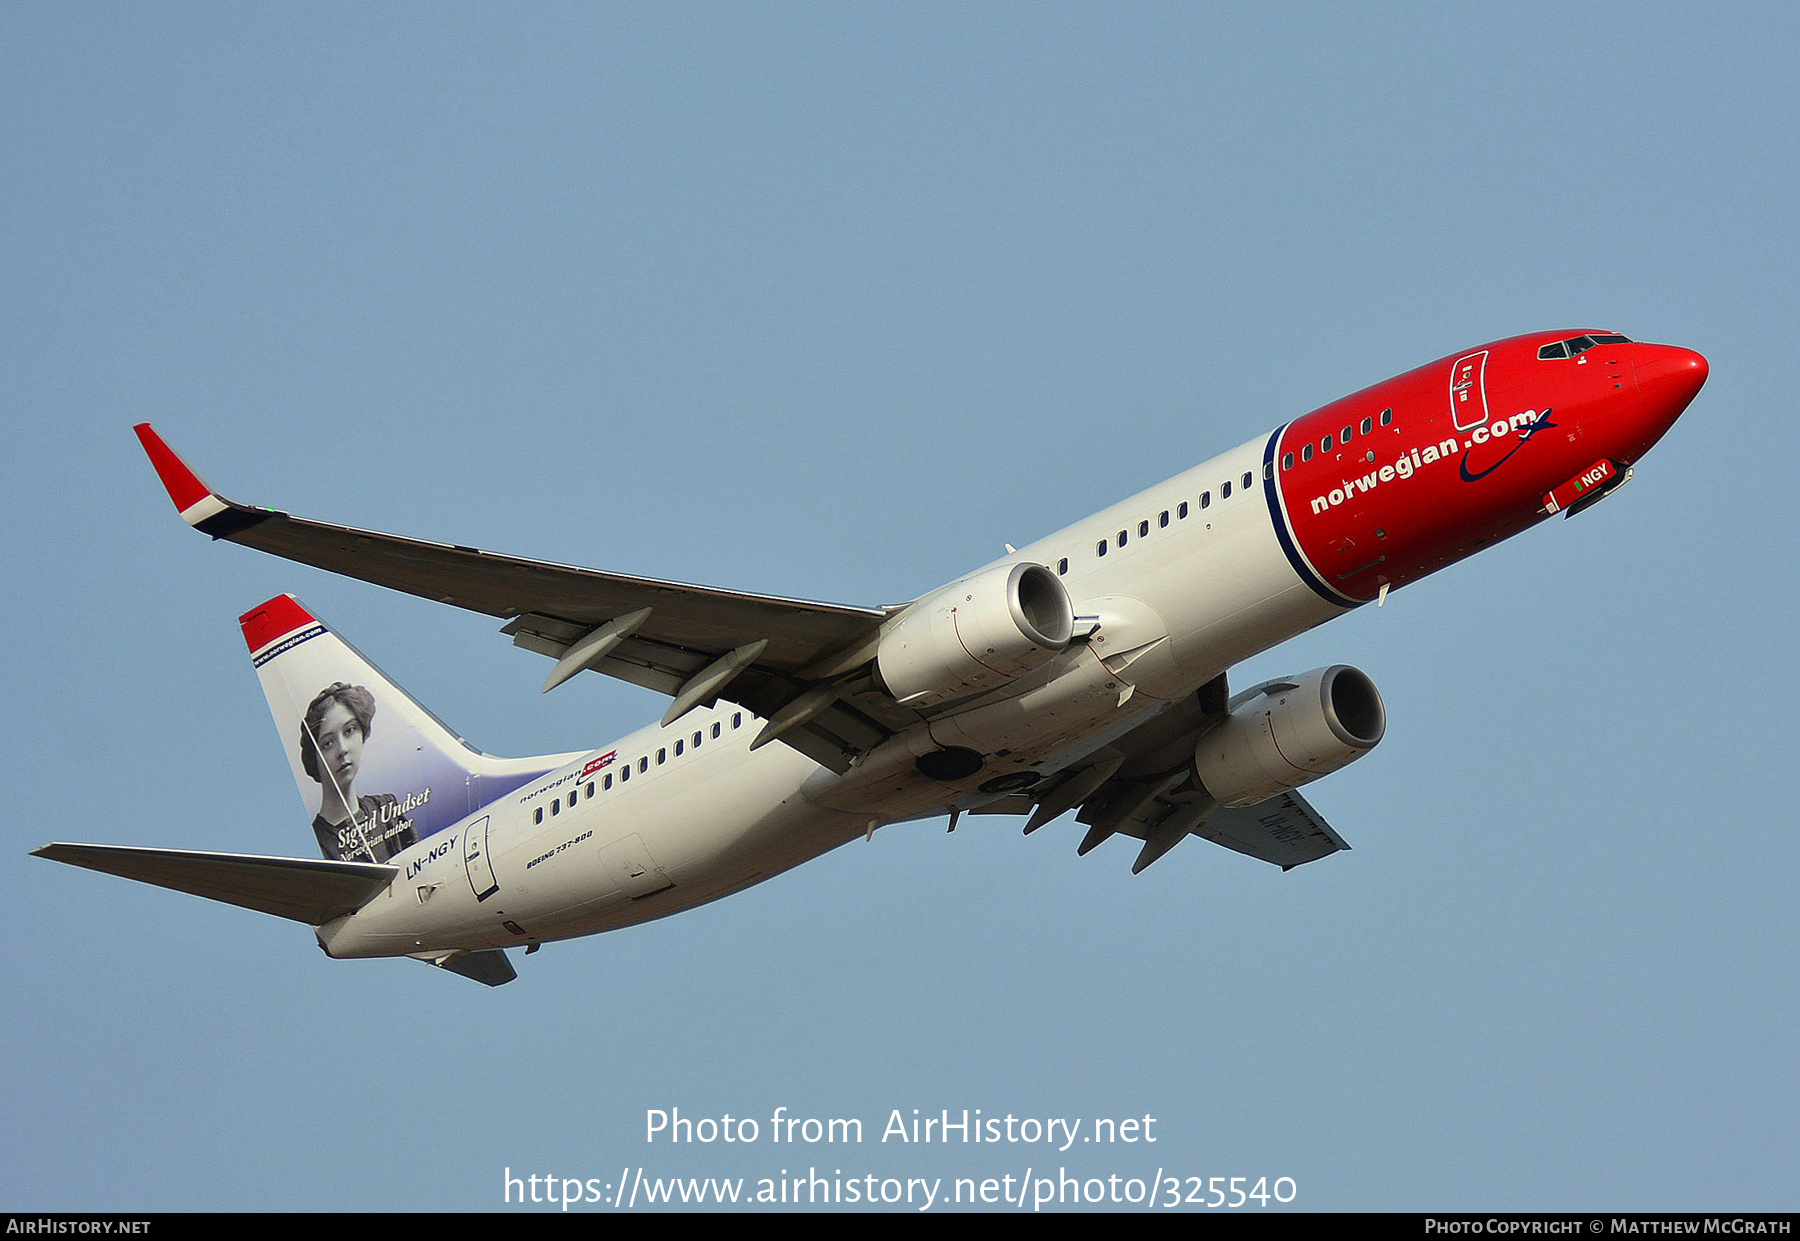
left=1635, top=344, right=1709, bottom=420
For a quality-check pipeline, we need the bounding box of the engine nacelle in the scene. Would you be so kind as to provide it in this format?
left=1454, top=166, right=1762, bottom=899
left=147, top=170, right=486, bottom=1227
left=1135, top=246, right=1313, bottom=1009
left=877, top=562, right=1075, bottom=709
left=1193, top=665, right=1386, bottom=806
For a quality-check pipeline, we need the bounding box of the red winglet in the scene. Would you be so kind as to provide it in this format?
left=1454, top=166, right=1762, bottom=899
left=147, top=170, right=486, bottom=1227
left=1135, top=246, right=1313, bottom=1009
left=134, top=423, right=215, bottom=513
left=239, top=594, right=320, bottom=655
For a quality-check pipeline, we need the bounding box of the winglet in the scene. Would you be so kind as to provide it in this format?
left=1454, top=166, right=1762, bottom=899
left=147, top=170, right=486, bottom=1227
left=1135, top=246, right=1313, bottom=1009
left=135, top=423, right=223, bottom=520
left=133, top=424, right=274, bottom=539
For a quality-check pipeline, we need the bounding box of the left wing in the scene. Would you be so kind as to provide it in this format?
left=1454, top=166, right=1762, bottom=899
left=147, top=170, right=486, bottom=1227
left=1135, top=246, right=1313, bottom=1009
left=136, top=425, right=905, bottom=770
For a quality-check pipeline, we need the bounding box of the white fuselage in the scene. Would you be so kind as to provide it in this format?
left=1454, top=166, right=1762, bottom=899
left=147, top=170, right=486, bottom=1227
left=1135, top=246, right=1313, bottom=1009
left=319, top=430, right=1340, bottom=959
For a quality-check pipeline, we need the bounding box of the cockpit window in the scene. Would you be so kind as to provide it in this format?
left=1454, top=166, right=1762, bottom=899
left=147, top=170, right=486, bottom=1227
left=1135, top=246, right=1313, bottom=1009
left=1539, top=332, right=1632, bottom=360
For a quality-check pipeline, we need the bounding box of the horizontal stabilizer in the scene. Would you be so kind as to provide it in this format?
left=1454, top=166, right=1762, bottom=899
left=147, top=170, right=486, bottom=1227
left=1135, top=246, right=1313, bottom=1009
left=33, top=843, right=396, bottom=925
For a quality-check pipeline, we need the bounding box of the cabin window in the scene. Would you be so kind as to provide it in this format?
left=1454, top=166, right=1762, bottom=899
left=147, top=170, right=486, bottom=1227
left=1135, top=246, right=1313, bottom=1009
left=1117, top=530, right=1127, bottom=547
left=1159, top=510, right=1169, bottom=528
left=638, top=757, right=648, bottom=772
left=1322, top=434, right=1334, bottom=452
left=1360, top=416, right=1372, bottom=435
left=732, top=712, right=742, bottom=728
left=693, top=732, right=702, bottom=748
left=1221, top=480, right=1232, bottom=499
left=1096, top=539, right=1107, bottom=557
left=551, top=799, right=560, bottom=816
left=1380, top=408, right=1393, bottom=426
left=1057, top=557, right=1068, bottom=574
left=1243, top=471, right=1253, bottom=489
left=1138, top=520, right=1149, bottom=538
left=1200, top=491, right=1211, bottom=509
left=1283, top=452, right=1295, bottom=470
left=1341, top=426, right=1352, bottom=444
left=657, top=747, right=666, bottom=764
left=1178, top=501, right=1189, bottom=518
left=673, top=739, right=683, bottom=756
left=1302, top=443, right=1314, bottom=462
left=534, top=807, right=543, bottom=824
left=603, top=773, right=613, bottom=790
left=620, top=765, right=630, bottom=782
left=712, top=722, right=722, bottom=739
left=568, top=787, right=577, bottom=805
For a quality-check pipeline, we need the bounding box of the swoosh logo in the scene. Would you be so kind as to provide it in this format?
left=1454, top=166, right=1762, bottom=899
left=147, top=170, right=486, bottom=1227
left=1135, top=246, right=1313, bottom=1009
left=1459, top=408, right=1557, bottom=482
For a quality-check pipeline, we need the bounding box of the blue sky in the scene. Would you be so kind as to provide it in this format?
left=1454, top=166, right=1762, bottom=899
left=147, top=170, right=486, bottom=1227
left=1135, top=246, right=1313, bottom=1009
left=4, top=3, right=1795, bottom=1212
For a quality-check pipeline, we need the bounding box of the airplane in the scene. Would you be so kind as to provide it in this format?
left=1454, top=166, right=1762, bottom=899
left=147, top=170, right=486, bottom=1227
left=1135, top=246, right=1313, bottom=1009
left=35, top=329, right=1708, bottom=986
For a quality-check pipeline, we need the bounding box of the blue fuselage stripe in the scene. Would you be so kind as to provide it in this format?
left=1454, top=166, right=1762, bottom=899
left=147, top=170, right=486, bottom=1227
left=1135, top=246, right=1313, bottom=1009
left=1261, top=427, right=1359, bottom=609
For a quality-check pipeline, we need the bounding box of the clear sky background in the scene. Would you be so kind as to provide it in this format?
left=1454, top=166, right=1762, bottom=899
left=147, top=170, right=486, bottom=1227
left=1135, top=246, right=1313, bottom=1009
left=4, top=3, right=1794, bottom=1213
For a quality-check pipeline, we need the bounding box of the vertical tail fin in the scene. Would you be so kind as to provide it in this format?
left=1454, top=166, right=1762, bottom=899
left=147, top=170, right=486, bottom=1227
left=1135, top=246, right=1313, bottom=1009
left=241, top=595, right=571, bottom=863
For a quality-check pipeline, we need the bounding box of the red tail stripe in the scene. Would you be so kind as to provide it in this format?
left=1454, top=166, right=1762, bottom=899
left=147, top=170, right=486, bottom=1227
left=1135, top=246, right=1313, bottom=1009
left=239, top=595, right=319, bottom=654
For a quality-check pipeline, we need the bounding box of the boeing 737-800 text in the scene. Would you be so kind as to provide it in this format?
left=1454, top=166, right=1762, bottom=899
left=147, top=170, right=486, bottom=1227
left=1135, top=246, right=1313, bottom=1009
left=35, top=330, right=1708, bottom=985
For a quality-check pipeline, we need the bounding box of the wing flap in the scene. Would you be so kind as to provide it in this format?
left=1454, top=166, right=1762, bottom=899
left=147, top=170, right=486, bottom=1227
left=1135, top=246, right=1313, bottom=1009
left=1071, top=779, right=1351, bottom=870
left=507, top=614, right=889, bottom=772
left=33, top=843, right=396, bottom=925
left=1193, top=790, right=1350, bottom=869
left=210, top=506, right=882, bottom=667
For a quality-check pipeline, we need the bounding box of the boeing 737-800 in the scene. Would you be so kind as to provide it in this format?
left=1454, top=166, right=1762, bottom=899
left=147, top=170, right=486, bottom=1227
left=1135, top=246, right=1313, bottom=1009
left=35, top=330, right=1708, bottom=985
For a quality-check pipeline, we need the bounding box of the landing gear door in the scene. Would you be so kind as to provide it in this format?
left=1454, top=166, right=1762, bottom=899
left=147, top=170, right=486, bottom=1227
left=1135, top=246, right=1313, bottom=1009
left=463, top=816, right=499, bottom=902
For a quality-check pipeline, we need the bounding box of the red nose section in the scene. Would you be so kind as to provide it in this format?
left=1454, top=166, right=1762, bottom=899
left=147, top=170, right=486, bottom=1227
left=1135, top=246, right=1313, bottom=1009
left=1636, top=345, right=1708, bottom=422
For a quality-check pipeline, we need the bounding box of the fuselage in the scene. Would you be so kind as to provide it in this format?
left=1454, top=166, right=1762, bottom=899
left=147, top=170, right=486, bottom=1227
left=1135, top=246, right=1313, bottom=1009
left=319, top=330, right=1707, bottom=960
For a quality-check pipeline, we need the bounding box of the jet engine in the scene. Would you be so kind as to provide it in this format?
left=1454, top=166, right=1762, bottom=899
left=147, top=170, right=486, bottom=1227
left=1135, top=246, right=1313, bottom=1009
left=876, top=562, right=1075, bottom=709
left=1193, top=665, right=1385, bottom=806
